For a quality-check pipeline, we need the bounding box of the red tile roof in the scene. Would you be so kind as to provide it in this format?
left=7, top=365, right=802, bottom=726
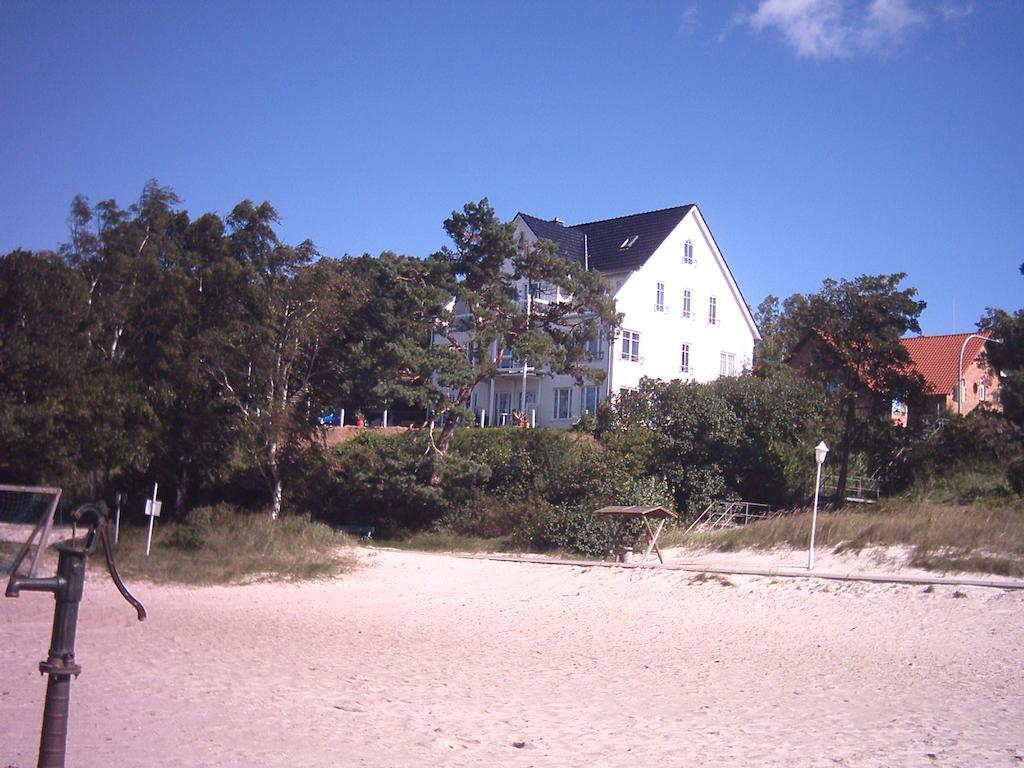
left=900, top=333, right=991, bottom=395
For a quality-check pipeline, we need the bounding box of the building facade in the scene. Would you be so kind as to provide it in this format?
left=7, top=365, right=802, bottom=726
left=901, top=332, right=1002, bottom=419
left=465, top=204, right=761, bottom=427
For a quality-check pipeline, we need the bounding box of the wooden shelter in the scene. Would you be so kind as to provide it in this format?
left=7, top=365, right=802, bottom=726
left=592, top=505, right=677, bottom=565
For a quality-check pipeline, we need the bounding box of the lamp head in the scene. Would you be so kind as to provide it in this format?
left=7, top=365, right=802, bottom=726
left=815, top=441, right=829, bottom=465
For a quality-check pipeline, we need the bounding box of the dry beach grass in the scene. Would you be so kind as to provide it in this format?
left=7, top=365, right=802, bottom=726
left=2, top=547, right=1022, bottom=767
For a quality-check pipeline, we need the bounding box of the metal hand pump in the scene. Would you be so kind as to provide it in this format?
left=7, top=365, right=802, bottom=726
left=6, top=502, right=146, bottom=768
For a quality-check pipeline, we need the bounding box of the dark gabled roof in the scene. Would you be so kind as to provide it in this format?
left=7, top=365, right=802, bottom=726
left=517, top=204, right=695, bottom=274
left=571, top=204, right=694, bottom=273
left=517, top=213, right=586, bottom=264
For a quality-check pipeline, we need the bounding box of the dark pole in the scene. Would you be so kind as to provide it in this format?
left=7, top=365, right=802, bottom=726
left=37, top=545, right=86, bottom=768
left=6, top=503, right=146, bottom=768
left=7, top=543, right=87, bottom=768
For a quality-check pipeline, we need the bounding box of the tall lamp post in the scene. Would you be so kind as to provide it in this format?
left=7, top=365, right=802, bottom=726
left=808, top=441, right=829, bottom=571
left=957, top=334, right=1003, bottom=416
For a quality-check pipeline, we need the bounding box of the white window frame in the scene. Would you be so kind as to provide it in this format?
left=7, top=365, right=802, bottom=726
left=683, top=239, right=694, bottom=265
left=621, top=330, right=640, bottom=363
left=708, top=296, right=718, bottom=325
left=583, top=385, right=600, bottom=415
left=681, top=343, right=691, bottom=374
left=586, top=334, right=603, bottom=360
left=655, top=282, right=665, bottom=312
left=681, top=288, right=692, bottom=319
left=720, top=351, right=736, bottom=376
left=553, top=388, right=572, bottom=420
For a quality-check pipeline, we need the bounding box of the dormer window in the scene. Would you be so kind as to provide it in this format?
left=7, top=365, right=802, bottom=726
left=683, top=240, right=694, bottom=265
left=619, top=235, right=639, bottom=250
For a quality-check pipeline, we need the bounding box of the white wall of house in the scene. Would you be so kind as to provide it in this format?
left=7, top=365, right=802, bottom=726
left=608, top=208, right=757, bottom=394
left=460, top=209, right=759, bottom=429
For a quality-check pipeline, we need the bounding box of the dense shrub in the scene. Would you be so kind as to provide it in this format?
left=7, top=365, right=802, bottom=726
left=931, top=408, right=1024, bottom=464
left=324, top=430, right=489, bottom=535
left=604, top=373, right=830, bottom=512
left=1008, top=456, right=1024, bottom=496
left=306, top=426, right=675, bottom=553
left=511, top=503, right=612, bottom=557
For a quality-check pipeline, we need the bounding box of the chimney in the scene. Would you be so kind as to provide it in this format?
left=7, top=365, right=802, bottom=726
left=551, top=217, right=564, bottom=225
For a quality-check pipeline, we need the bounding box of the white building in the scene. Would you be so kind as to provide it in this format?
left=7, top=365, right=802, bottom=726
left=467, top=204, right=761, bottom=427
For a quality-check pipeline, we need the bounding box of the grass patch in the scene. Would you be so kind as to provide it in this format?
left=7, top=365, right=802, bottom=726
left=661, top=498, right=1024, bottom=577
left=110, top=505, right=355, bottom=585
left=377, top=530, right=507, bottom=553
left=909, top=552, right=1024, bottom=578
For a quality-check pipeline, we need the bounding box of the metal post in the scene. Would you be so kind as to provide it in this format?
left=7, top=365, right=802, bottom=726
left=521, top=289, right=531, bottom=415
left=114, top=493, right=121, bottom=546
left=958, top=334, right=1002, bottom=416
left=339, top=408, right=345, bottom=427
left=145, top=483, right=158, bottom=557
left=809, top=462, right=823, bottom=570
left=36, top=545, right=86, bottom=768
left=6, top=504, right=147, bottom=768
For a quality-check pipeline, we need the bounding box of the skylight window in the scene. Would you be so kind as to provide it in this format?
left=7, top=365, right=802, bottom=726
left=619, top=235, right=638, bottom=250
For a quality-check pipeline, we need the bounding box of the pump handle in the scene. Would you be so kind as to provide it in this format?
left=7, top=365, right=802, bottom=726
left=70, top=503, right=147, bottom=621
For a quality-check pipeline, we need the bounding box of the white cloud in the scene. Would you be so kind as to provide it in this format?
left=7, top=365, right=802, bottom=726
left=860, top=0, right=926, bottom=50
left=680, top=6, right=699, bottom=36
left=743, top=0, right=930, bottom=59
left=747, top=0, right=849, bottom=58
left=939, top=1, right=974, bottom=21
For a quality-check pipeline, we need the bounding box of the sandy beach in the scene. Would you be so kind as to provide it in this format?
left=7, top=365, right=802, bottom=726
left=2, top=547, right=1023, bottom=767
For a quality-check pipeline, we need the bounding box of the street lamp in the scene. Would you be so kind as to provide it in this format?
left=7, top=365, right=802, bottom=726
left=958, top=334, right=1003, bottom=416
left=808, top=441, right=828, bottom=571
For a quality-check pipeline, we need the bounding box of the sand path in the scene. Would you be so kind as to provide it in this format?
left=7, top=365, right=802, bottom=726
left=2, top=548, right=1023, bottom=767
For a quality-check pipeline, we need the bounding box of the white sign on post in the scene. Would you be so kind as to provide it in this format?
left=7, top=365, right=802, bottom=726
left=145, top=483, right=160, bottom=556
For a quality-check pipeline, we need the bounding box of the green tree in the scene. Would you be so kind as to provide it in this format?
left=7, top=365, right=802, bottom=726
left=606, top=378, right=741, bottom=513
left=316, top=252, right=448, bottom=419
left=979, top=267, right=1024, bottom=426
left=752, top=294, right=787, bottom=373
left=142, top=211, right=245, bottom=517
left=0, top=250, right=93, bottom=483
left=427, top=199, right=620, bottom=454
left=784, top=273, right=926, bottom=501
left=713, top=369, right=831, bottom=503
left=57, top=182, right=192, bottom=497
left=199, top=201, right=360, bottom=518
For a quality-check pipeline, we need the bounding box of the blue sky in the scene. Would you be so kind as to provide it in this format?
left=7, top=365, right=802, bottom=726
left=2, top=0, right=1021, bottom=334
